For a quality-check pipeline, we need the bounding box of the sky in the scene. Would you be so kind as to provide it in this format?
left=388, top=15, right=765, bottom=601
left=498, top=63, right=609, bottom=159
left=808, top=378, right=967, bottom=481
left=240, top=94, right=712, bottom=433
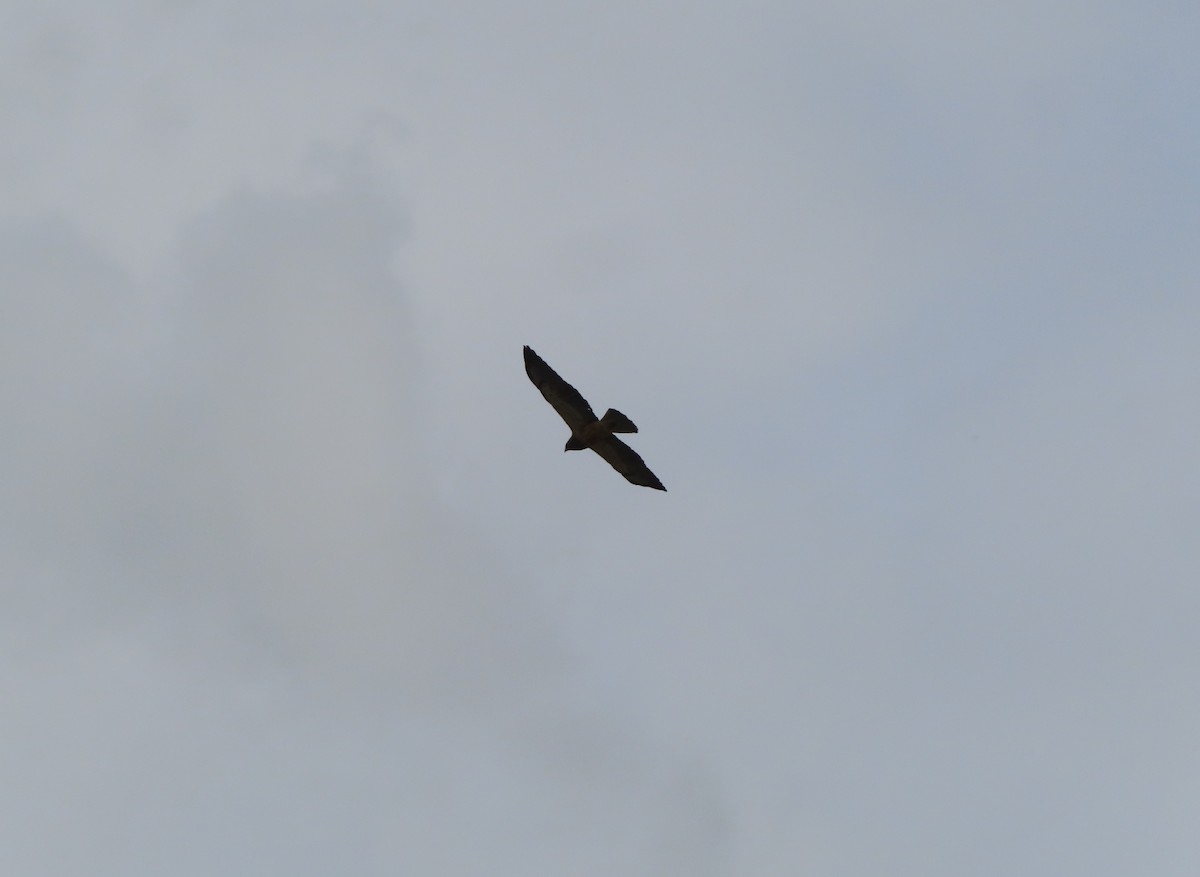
left=3, top=2, right=1199, bottom=874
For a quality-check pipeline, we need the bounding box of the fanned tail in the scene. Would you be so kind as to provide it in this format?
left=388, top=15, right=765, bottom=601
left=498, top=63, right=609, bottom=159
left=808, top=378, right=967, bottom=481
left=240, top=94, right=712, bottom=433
left=601, top=408, right=637, bottom=433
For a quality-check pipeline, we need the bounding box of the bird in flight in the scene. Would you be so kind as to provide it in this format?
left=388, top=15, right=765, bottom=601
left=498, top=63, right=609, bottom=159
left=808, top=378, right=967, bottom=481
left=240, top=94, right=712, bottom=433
left=524, top=346, right=666, bottom=491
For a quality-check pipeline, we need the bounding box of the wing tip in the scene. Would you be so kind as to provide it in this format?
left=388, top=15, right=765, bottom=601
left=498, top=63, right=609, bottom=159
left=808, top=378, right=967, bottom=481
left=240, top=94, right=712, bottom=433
left=635, top=472, right=667, bottom=491
left=524, top=345, right=548, bottom=374
left=523, top=345, right=543, bottom=381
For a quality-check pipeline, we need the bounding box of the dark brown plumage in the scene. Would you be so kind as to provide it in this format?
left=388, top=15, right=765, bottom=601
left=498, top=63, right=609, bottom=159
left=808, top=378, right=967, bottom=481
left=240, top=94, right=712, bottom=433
left=524, top=346, right=666, bottom=491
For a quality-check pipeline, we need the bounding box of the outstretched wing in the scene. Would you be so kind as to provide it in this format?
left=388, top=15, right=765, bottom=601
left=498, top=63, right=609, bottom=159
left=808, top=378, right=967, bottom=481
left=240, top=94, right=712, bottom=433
left=591, top=434, right=667, bottom=491
left=524, top=346, right=598, bottom=431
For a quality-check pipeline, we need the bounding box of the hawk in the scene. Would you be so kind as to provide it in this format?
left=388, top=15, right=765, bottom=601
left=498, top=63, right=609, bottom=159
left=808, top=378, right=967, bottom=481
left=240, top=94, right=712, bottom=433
left=524, top=346, right=666, bottom=491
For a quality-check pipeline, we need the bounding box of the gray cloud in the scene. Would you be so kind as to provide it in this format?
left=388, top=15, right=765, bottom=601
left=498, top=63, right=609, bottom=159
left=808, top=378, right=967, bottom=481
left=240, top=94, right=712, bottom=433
left=0, top=163, right=732, bottom=874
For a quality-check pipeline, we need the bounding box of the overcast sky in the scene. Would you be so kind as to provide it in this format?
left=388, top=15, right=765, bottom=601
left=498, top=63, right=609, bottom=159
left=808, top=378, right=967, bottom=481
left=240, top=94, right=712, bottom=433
left=4, top=3, right=1199, bottom=874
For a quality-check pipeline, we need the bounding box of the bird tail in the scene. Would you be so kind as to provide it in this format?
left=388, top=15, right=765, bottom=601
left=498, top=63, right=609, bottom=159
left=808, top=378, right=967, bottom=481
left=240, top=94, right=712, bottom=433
left=601, top=408, right=638, bottom=433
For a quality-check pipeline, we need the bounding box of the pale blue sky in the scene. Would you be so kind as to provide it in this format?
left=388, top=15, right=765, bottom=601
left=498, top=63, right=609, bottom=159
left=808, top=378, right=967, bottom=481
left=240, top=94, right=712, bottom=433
left=3, top=3, right=1198, bottom=874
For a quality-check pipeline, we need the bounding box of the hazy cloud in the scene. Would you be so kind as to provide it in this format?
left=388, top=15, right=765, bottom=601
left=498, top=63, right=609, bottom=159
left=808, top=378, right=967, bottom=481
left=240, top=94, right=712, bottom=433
left=4, top=2, right=1199, bottom=874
